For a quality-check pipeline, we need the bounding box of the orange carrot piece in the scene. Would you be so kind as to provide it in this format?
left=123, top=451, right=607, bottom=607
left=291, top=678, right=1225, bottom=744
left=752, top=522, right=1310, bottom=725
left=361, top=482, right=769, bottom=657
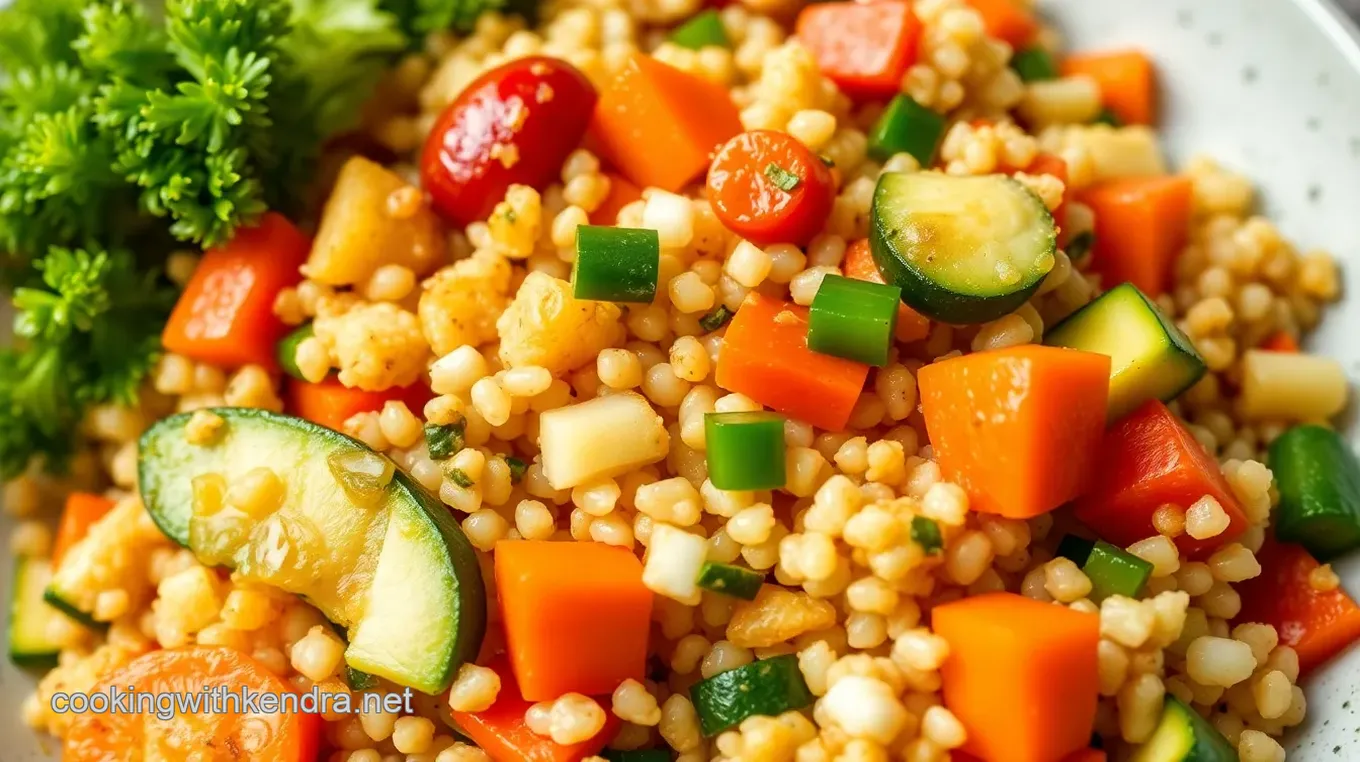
left=918, top=345, right=1110, bottom=518
left=589, top=172, right=644, bottom=226
left=1074, top=400, right=1249, bottom=558
left=842, top=240, right=930, bottom=342
left=1075, top=175, right=1192, bottom=298
left=64, top=646, right=320, bottom=762
left=51, top=493, right=115, bottom=570
left=590, top=54, right=743, bottom=192
left=964, top=0, right=1039, bottom=49
left=284, top=377, right=433, bottom=433
left=1027, top=152, right=1070, bottom=237
left=1062, top=50, right=1157, bottom=125
left=450, top=658, right=620, bottom=762
left=1260, top=330, right=1300, bottom=353
left=714, top=293, right=871, bottom=432
left=1236, top=540, right=1360, bottom=675
left=495, top=541, right=653, bottom=702
left=796, top=2, right=922, bottom=100
left=934, top=592, right=1100, bottom=762
left=161, top=213, right=310, bottom=371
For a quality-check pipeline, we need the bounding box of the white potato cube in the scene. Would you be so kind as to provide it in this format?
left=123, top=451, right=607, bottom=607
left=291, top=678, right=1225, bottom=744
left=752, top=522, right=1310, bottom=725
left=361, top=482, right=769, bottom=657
left=539, top=392, right=669, bottom=489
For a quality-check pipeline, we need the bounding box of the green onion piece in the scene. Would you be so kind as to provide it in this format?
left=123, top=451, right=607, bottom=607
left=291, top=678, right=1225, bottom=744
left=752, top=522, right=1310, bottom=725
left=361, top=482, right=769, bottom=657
left=807, top=274, right=901, bottom=367
left=505, top=456, right=528, bottom=484
left=1011, top=47, right=1059, bottom=82
left=699, top=305, right=734, bottom=332
left=1093, top=107, right=1124, bottom=127
left=1055, top=534, right=1096, bottom=566
left=1066, top=230, right=1095, bottom=263
left=910, top=516, right=942, bottom=554
left=690, top=654, right=813, bottom=736
left=704, top=412, right=786, bottom=490
left=868, top=94, right=947, bottom=165
left=447, top=468, right=474, bottom=488
left=276, top=323, right=314, bottom=381
left=345, top=666, right=380, bottom=691
left=424, top=421, right=465, bottom=460
left=670, top=9, right=729, bottom=50
left=602, top=751, right=671, bottom=762
left=763, top=163, right=801, bottom=192
left=696, top=562, right=765, bottom=600
left=1083, top=541, right=1153, bottom=602
left=572, top=225, right=660, bottom=303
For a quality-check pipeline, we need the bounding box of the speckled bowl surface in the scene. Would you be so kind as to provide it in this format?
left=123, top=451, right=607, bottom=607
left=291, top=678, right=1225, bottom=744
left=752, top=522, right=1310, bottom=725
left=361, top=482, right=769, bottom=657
left=5, top=0, right=1360, bottom=758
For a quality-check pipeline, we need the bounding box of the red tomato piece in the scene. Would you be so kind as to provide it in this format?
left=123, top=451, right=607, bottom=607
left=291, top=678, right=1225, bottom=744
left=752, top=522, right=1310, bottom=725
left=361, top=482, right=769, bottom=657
left=285, top=377, right=434, bottom=433
left=161, top=212, right=309, bottom=371
left=707, top=130, right=835, bottom=246
left=1237, top=540, right=1360, bottom=675
left=796, top=1, right=922, bottom=100
left=450, top=658, right=620, bottom=762
left=422, top=57, right=597, bottom=227
left=1074, top=400, right=1249, bottom=558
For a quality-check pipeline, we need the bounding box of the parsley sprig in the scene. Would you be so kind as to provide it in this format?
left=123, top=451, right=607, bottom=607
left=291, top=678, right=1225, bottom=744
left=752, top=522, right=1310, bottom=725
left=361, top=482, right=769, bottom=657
left=0, top=0, right=519, bottom=478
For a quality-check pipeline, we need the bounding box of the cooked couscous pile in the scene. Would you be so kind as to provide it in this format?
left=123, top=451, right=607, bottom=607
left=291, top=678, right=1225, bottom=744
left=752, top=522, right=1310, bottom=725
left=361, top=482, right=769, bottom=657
left=2, top=1, right=1354, bottom=761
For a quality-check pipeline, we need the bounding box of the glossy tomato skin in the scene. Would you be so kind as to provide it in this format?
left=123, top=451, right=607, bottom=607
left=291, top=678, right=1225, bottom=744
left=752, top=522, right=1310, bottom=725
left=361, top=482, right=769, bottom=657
left=422, top=57, right=598, bottom=227
left=706, top=130, right=836, bottom=247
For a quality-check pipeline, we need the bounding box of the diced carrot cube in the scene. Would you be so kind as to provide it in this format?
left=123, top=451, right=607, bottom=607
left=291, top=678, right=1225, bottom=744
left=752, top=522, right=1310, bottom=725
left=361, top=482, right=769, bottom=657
left=918, top=345, right=1111, bottom=518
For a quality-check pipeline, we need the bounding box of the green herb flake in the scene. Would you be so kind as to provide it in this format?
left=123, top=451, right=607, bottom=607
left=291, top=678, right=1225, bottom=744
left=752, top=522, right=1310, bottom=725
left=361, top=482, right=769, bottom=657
left=698, top=305, right=734, bottom=333
left=911, top=515, right=943, bottom=554
left=505, top=456, right=528, bottom=484
left=448, top=467, right=475, bottom=488
left=763, top=163, right=801, bottom=193
left=424, top=421, right=466, bottom=460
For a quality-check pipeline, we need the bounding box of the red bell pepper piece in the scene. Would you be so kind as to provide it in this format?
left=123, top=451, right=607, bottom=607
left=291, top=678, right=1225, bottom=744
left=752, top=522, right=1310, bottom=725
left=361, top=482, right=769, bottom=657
left=1074, top=400, right=1248, bottom=558
left=1237, top=540, right=1360, bottom=676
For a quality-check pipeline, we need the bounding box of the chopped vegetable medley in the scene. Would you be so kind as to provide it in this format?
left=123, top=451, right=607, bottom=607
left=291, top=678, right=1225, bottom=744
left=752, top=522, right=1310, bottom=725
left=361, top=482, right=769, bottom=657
left=1, top=1, right=1354, bottom=762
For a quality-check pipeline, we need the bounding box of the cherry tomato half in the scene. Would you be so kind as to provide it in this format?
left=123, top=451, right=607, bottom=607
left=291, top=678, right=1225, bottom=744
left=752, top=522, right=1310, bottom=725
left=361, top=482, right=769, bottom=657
left=421, top=56, right=598, bottom=227
left=706, top=130, right=836, bottom=247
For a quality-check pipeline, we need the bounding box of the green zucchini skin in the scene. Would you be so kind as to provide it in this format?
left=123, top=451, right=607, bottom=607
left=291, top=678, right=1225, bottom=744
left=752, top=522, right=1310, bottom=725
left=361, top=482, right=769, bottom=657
left=11, top=558, right=73, bottom=668
left=690, top=654, right=814, bottom=736
left=869, top=172, right=1056, bottom=325
left=1129, top=696, right=1237, bottom=762
left=1045, top=283, right=1205, bottom=421
left=695, top=562, right=764, bottom=600
left=137, top=408, right=486, bottom=694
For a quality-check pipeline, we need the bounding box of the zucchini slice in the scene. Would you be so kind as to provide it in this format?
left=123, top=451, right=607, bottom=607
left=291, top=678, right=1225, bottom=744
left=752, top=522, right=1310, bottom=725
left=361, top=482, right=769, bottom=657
left=138, top=408, right=486, bottom=694
left=869, top=171, right=1056, bottom=324
left=690, top=654, right=814, bottom=736
left=9, top=558, right=78, bottom=668
left=1045, top=282, right=1205, bottom=420
left=1130, top=696, right=1237, bottom=762
left=695, top=562, right=764, bottom=600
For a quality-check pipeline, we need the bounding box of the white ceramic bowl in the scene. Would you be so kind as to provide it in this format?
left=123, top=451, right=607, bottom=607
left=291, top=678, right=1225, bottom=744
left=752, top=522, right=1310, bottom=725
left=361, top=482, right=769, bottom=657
left=5, top=0, right=1360, bottom=758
